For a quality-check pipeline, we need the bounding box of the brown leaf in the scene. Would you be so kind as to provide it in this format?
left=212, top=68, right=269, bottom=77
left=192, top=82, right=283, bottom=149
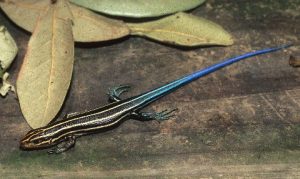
left=0, top=0, right=48, bottom=32
left=17, top=0, right=74, bottom=129
left=0, top=0, right=130, bottom=42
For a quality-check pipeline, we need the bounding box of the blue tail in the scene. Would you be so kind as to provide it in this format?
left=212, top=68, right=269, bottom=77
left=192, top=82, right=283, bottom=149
left=181, top=43, right=292, bottom=83
left=139, top=44, right=292, bottom=103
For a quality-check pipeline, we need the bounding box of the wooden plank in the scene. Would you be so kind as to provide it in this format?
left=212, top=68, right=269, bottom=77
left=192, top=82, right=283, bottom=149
left=0, top=0, right=300, bottom=178
left=1, top=89, right=300, bottom=177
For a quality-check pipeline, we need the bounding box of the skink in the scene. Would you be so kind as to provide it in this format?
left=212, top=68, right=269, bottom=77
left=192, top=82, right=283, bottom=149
left=20, top=44, right=291, bottom=154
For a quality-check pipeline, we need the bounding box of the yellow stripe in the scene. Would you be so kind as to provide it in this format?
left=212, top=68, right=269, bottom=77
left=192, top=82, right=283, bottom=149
left=50, top=115, right=128, bottom=143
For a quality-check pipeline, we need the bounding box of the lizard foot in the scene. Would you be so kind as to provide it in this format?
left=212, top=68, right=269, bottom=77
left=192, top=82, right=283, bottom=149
left=135, top=108, right=178, bottom=122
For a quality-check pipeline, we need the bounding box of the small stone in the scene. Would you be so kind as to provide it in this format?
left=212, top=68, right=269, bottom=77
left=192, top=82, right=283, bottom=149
left=289, top=54, right=300, bottom=67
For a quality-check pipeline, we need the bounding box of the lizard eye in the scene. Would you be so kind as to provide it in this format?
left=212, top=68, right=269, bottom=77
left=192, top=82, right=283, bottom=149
left=31, top=139, right=40, bottom=144
left=31, top=136, right=48, bottom=145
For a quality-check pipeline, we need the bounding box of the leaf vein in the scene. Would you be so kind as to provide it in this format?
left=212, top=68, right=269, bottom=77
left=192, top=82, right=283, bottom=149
left=131, top=27, right=206, bottom=42
left=43, top=7, right=56, bottom=120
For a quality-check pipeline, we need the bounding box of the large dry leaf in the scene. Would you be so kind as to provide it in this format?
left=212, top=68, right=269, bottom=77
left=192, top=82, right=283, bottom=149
left=0, top=0, right=48, bottom=32
left=0, top=0, right=130, bottom=42
left=128, top=12, right=234, bottom=46
left=17, top=0, right=74, bottom=129
left=70, top=0, right=206, bottom=18
left=70, top=3, right=130, bottom=42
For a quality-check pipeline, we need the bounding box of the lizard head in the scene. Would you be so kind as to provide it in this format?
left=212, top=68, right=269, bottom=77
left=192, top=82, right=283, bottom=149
left=20, top=128, right=54, bottom=150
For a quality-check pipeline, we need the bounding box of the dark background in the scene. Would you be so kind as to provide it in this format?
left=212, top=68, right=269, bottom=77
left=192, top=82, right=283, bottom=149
left=1, top=0, right=300, bottom=177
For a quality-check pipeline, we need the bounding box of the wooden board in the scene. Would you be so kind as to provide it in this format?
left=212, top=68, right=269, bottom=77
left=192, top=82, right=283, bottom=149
left=1, top=0, right=300, bottom=178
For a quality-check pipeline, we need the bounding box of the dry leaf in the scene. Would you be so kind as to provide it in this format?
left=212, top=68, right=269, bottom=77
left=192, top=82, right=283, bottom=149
left=128, top=12, right=234, bottom=46
left=0, top=0, right=48, bottom=32
left=70, top=0, right=206, bottom=18
left=17, top=0, right=74, bottom=129
left=0, top=0, right=130, bottom=42
left=70, top=3, right=129, bottom=42
left=0, top=25, right=18, bottom=96
left=0, top=72, right=15, bottom=96
left=0, top=25, right=18, bottom=78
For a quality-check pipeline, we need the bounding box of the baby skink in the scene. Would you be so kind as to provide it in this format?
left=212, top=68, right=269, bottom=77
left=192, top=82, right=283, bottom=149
left=20, top=44, right=291, bottom=154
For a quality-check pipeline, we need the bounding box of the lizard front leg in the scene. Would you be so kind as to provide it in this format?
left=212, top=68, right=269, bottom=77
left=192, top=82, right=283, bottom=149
left=107, top=85, right=131, bottom=102
left=48, top=135, right=76, bottom=154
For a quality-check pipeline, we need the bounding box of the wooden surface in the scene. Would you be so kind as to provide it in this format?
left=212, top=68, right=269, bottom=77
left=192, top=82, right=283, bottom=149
left=1, top=0, right=300, bottom=178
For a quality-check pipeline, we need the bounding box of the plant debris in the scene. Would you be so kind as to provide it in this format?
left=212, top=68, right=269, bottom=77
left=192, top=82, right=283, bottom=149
left=0, top=25, right=17, bottom=97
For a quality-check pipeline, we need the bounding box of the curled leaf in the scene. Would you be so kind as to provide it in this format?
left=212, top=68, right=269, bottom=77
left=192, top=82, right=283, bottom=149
left=70, top=0, right=206, bottom=18
left=17, top=1, right=74, bottom=129
left=0, top=72, right=15, bottom=96
left=128, top=12, right=234, bottom=47
left=0, top=25, right=18, bottom=77
left=0, top=0, right=130, bottom=42
left=0, top=25, right=18, bottom=96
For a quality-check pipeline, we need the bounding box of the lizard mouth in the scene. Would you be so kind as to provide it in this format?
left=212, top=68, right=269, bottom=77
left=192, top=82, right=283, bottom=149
left=19, top=138, right=53, bottom=150
left=20, top=140, right=35, bottom=150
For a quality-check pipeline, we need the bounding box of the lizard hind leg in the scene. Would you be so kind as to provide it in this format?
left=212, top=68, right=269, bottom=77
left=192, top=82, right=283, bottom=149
left=107, top=85, right=131, bottom=102
left=133, top=108, right=178, bottom=122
